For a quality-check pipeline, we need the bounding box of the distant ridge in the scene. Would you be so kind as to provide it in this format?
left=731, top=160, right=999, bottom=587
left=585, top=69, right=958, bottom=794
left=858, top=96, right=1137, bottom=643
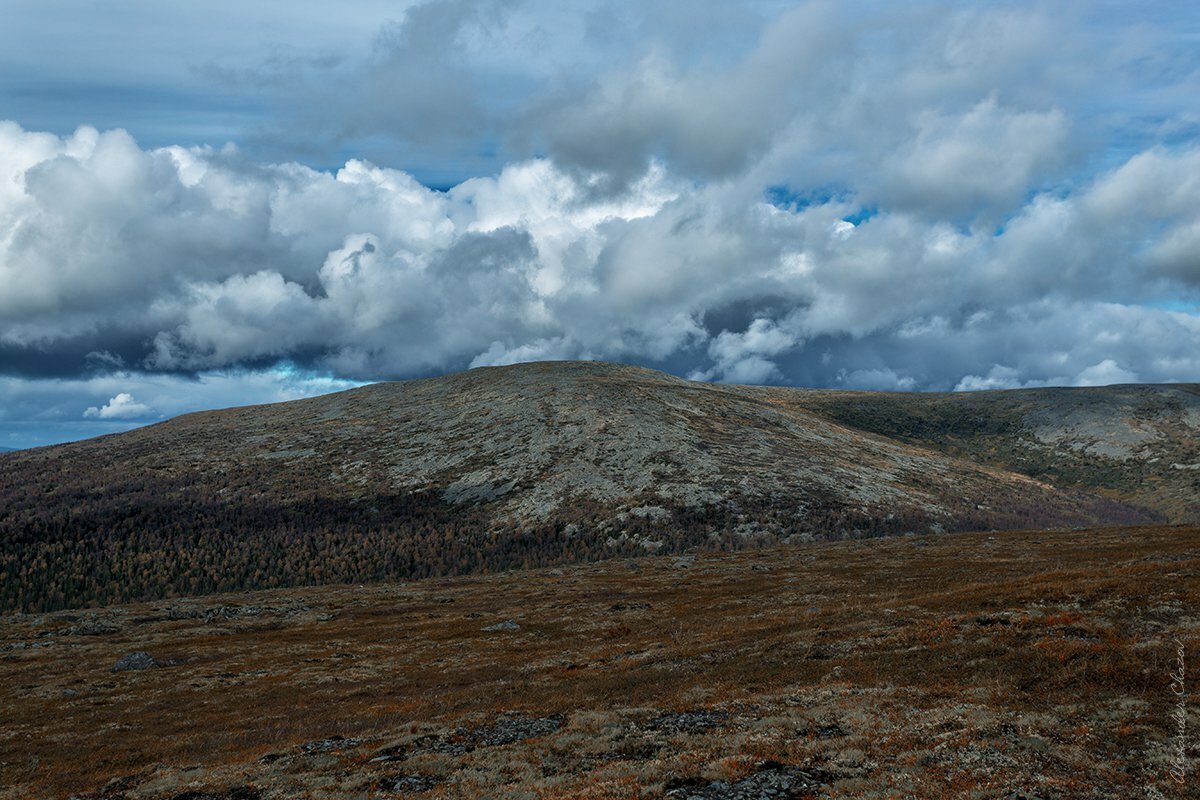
left=1, top=360, right=1195, bottom=612
left=779, top=381, right=1200, bottom=523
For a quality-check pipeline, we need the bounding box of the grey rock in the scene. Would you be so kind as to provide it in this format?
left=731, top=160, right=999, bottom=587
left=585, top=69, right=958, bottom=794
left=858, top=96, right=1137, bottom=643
left=471, top=714, right=561, bottom=746
left=112, top=651, right=160, bottom=672
left=645, top=709, right=727, bottom=734
left=665, top=763, right=835, bottom=799
left=401, top=715, right=563, bottom=758
left=377, top=774, right=439, bottom=793
left=481, top=619, right=520, bottom=632
left=417, top=734, right=473, bottom=756
left=300, top=735, right=361, bottom=754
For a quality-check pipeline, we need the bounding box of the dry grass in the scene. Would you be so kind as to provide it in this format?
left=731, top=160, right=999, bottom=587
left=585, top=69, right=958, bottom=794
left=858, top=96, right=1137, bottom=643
left=2, top=524, right=1198, bottom=799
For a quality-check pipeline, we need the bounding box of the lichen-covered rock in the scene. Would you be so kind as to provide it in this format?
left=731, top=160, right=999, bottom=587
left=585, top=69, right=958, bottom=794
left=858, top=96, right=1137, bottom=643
left=481, top=619, right=520, bottom=632
left=376, top=774, right=439, bottom=793
left=111, top=651, right=159, bottom=672
left=645, top=709, right=727, bottom=735
left=471, top=714, right=562, bottom=746
left=665, top=763, right=834, bottom=799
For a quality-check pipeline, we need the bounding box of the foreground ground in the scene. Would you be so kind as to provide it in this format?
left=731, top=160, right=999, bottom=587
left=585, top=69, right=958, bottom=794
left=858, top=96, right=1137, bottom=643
left=2, top=526, right=1198, bottom=799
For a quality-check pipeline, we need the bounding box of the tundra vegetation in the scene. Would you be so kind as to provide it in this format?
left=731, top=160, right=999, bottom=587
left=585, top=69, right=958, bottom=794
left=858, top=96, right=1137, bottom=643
left=0, top=525, right=1196, bottom=798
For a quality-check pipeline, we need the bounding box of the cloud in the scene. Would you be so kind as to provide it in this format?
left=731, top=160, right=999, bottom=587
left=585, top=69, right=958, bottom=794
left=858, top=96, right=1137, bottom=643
left=841, top=368, right=917, bottom=392
left=953, top=358, right=1144, bottom=392
left=2, top=2, right=1200, bottom=446
left=83, top=392, right=151, bottom=419
left=1, top=119, right=1199, bottom=400
left=1072, top=359, right=1140, bottom=387
left=530, top=2, right=850, bottom=187
left=320, top=0, right=497, bottom=148
left=875, top=97, right=1072, bottom=220
left=524, top=2, right=1105, bottom=208
left=1, top=367, right=363, bottom=449
left=693, top=317, right=801, bottom=384
left=954, top=365, right=1023, bottom=392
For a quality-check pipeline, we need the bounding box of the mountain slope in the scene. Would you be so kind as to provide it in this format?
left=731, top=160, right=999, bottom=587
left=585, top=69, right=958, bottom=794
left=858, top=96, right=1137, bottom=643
left=775, top=383, right=1200, bottom=522
left=0, top=362, right=1168, bottom=612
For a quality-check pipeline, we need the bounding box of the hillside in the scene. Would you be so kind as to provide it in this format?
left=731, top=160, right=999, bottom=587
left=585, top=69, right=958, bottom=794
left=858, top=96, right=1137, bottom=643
left=3, top=525, right=1197, bottom=799
left=776, top=383, right=1200, bottom=521
left=0, top=361, right=1186, bottom=613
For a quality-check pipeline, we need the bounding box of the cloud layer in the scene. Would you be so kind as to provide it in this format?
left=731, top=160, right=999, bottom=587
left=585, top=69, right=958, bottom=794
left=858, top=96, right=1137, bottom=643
left=1, top=1, right=1199, bottom=446
left=3, top=121, right=1197, bottom=389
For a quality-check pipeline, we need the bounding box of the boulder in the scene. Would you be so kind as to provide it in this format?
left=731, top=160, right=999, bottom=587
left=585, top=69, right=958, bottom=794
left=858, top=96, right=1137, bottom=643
left=112, top=652, right=159, bottom=672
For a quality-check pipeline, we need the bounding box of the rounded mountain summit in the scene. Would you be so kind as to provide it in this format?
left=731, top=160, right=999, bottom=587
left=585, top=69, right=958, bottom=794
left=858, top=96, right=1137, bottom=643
left=2, top=361, right=1196, bottom=612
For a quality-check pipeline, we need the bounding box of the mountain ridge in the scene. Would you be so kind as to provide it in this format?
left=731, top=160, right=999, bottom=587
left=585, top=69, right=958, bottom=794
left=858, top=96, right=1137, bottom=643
left=1, top=360, right=1195, bottom=612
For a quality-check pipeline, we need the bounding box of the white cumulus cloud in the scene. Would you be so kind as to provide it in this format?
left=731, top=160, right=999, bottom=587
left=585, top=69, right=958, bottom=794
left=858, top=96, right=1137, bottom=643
left=83, top=393, right=151, bottom=420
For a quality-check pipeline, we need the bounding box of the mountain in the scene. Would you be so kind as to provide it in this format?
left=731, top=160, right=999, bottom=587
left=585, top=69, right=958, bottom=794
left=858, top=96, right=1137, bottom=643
left=1, top=361, right=1191, bottom=613
left=777, top=382, right=1200, bottom=522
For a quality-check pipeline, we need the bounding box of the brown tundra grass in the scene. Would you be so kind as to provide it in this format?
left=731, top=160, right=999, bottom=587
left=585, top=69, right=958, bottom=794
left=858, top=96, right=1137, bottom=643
left=1, top=524, right=1198, bottom=799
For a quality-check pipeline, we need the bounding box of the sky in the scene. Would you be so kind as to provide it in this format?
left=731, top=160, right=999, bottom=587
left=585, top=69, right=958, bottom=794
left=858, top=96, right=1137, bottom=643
left=1, top=0, right=1199, bottom=448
